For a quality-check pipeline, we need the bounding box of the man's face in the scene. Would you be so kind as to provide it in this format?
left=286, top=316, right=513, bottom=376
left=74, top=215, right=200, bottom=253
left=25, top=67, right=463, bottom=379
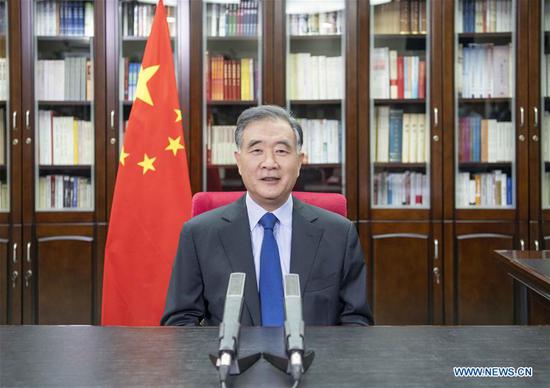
left=235, top=118, right=304, bottom=211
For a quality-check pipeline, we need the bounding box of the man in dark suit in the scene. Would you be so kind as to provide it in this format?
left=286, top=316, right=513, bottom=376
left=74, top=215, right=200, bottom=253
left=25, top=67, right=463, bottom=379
left=162, top=105, right=373, bottom=326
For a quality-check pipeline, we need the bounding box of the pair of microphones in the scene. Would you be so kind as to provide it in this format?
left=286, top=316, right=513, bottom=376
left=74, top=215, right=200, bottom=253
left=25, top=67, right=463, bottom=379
left=212, top=272, right=314, bottom=388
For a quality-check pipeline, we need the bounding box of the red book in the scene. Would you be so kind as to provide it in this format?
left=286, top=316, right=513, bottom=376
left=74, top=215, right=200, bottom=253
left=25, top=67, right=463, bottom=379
left=102, top=0, right=192, bottom=326
left=418, top=60, right=425, bottom=99
left=397, top=56, right=404, bottom=98
left=236, top=60, right=241, bottom=100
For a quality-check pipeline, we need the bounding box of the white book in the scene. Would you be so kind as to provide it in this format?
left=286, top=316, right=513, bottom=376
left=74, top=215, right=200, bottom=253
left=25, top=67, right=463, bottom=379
left=310, top=56, right=319, bottom=100
left=409, top=113, right=418, bottom=163
left=389, top=50, right=398, bottom=99
left=402, top=113, right=410, bottom=163
left=371, top=47, right=390, bottom=99
left=417, top=113, right=426, bottom=163
left=39, top=110, right=52, bottom=165
left=377, top=106, right=390, bottom=162
left=318, top=56, right=327, bottom=100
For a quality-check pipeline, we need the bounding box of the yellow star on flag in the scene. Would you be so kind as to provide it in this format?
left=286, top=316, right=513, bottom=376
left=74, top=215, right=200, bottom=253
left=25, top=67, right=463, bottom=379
left=137, top=154, right=157, bottom=174
left=119, top=146, right=130, bottom=166
left=165, top=136, right=185, bottom=156
left=174, top=109, right=182, bottom=122
left=135, top=65, right=160, bottom=106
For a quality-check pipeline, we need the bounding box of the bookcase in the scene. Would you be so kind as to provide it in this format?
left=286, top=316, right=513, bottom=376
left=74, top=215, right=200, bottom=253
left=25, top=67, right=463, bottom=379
left=2, top=0, right=549, bottom=326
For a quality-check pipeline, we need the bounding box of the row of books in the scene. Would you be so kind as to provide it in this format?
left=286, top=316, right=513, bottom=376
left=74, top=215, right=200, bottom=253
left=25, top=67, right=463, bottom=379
left=288, top=11, right=343, bottom=36
left=206, top=1, right=258, bottom=37
left=373, top=172, right=429, bottom=207
left=0, top=182, right=8, bottom=210
left=542, top=172, right=550, bottom=208
left=456, top=171, right=512, bottom=207
left=207, top=55, right=256, bottom=101
left=36, top=58, right=92, bottom=101
left=457, top=43, right=512, bottom=99
left=375, top=108, right=428, bottom=163
left=0, top=58, right=7, bottom=100
left=287, top=54, right=343, bottom=100
left=297, top=119, right=341, bottom=164
left=371, top=47, right=426, bottom=99
left=456, top=0, right=513, bottom=33
left=458, top=116, right=514, bottom=163
left=0, top=108, right=4, bottom=165
left=35, top=0, right=94, bottom=36
left=121, top=2, right=176, bottom=37
left=38, top=111, right=93, bottom=166
left=37, top=175, right=93, bottom=210
left=121, top=59, right=140, bottom=102
left=207, top=125, right=235, bottom=165
left=373, top=0, right=427, bottom=35
left=0, top=2, right=6, bottom=34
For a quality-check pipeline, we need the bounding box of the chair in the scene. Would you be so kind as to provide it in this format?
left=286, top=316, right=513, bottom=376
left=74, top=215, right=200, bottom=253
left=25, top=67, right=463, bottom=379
left=191, top=191, right=347, bottom=217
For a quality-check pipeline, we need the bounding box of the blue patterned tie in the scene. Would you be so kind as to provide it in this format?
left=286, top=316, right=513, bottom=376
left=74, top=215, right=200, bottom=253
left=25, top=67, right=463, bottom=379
left=259, top=212, right=284, bottom=326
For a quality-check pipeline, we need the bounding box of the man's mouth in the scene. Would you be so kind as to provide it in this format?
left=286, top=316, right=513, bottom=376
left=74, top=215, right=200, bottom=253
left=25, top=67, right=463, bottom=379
left=261, top=177, right=280, bottom=182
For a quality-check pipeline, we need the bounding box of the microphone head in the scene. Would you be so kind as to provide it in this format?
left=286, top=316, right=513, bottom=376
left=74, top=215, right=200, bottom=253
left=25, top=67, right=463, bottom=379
left=284, top=273, right=301, bottom=298
left=226, top=272, right=246, bottom=298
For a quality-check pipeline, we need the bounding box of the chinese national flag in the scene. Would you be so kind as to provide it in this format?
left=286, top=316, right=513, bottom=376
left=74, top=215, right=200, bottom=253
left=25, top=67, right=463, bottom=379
left=102, top=0, right=192, bottom=326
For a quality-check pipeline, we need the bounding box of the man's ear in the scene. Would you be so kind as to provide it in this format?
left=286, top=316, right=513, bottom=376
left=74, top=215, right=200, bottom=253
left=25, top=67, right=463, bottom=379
left=234, top=150, right=242, bottom=175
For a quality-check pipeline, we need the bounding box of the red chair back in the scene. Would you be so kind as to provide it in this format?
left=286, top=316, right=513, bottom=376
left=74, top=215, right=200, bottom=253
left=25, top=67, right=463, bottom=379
left=191, top=191, right=347, bottom=217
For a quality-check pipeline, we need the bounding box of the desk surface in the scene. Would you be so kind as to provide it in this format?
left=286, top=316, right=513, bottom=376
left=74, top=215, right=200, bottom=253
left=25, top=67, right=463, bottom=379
left=495, top=250, right=550, bottom=296
left=1, top=326, right=549, bottom=387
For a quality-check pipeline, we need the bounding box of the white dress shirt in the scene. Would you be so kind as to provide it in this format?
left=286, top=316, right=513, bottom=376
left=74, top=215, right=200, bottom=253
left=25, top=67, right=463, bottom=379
left=245, top=192, right=293, bottom=289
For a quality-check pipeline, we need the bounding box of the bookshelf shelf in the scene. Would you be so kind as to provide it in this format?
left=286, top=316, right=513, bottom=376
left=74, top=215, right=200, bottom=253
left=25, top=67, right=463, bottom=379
left=458, top=32, right=512, bottom=39
left=373, top=162, right=427, bottom=172
left=289, top=34, right=342, bottom=41
left=207, top=100, right=257, bottom=106
left=39, top=165, right=92, bottom=174
left=458, top=162, right=512, bottom=172
left=207, top=36, right=258, bottom=42
left=36, top=36, right=92, bottom=42
left=374, top=33, right=427, bottom=40
left=38, top=101, right=92, bottom=106
left=289, top=99, right=342, bottom=105
left=302, top=163, right=341, bottom=168
left=458, top=97, right=512, bottom=104
left=374, top=98, right=425, bottom=105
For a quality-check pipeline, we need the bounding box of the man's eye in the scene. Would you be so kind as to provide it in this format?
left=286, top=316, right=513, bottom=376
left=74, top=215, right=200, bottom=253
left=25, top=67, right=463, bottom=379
left=275, top=149, right=289, bottom=155
left=250, top=149, right=262, bottom=154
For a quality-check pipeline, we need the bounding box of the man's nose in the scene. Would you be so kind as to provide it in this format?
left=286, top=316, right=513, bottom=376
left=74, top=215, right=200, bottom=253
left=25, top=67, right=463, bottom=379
left=261, top=151, right=278, bottom=168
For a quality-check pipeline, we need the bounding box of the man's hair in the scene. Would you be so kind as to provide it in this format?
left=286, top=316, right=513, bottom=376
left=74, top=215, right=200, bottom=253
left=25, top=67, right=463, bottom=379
left=234, top=105, right=303, bottom=151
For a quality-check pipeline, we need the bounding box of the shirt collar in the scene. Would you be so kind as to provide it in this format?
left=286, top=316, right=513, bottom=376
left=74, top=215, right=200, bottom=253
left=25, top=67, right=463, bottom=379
left=245, top=192, right=293, bottom=231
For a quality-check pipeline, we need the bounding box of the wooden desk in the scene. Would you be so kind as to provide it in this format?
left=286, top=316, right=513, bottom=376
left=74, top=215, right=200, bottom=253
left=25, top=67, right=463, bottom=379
left=1, top=326, right=549, bottom=387
left=495, top=250, right=550, bottom=325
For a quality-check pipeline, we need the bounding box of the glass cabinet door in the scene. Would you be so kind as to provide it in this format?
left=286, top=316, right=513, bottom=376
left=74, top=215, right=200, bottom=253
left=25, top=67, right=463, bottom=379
left=286, top=0, right=345, bottom=193
left=204, top=0, right=262, bottom=191
left=542, top=0, right=550, bottom=208
left=0, top=0, right=8, bottom=211
left=119, top=0, right=178, bottom=147
left=455, top=0, right=515, bottom=209
left=34, top=0, right=95, bottom=211
left=370, top=0, right=430, bottom=208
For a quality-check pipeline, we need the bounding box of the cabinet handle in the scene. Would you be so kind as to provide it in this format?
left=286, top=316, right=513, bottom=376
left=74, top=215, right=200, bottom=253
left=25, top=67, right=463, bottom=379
left=25, top=110, right=30, bottom=130
left=535, top=240, right=540, bottom=251
left=110, top=110, right=115, bottom=129
left=520, top=107, right=524, bottom=127
left=26, top=242, right=31, bottom=263
left=12, top=111, right=17, bottom=130
left=11, top=270, right=18, bottom=288
left=520, top=239, right=525, bottom=251
left=12, top=243, right=17, bottom=264
left=433, top=267, right=440, bottom=285
left=433, top=107, right=439, bottom=128
left=24, top=270, right=32, bottom=288
left=534, top=107, right=539, bottom=128
left=434, top=239, right=439, bottom=260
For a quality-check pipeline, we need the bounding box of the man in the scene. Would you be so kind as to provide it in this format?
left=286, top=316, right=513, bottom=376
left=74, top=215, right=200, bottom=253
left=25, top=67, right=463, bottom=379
left=162, top=105, right=373, bottom=326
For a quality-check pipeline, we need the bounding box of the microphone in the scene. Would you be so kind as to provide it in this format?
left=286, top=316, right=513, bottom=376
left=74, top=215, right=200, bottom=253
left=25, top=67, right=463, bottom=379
left=284, top=273, right=305, bottom=383
left=217, top=272, right=246, bottom=385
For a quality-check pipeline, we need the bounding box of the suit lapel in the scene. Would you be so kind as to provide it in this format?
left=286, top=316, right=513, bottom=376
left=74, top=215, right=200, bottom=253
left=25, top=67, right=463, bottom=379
left=290, top=198, right=323, bottom=295
left=217, top=196, right=261, bottom=325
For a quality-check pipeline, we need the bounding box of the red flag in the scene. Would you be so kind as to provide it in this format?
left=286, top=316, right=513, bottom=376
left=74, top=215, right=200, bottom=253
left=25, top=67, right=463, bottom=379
left=102, top=0, right=192, bottom=326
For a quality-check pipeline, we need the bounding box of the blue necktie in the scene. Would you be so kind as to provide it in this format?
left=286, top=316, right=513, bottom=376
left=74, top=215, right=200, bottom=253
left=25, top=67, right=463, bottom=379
left=259, top=213, right=284, bottom=326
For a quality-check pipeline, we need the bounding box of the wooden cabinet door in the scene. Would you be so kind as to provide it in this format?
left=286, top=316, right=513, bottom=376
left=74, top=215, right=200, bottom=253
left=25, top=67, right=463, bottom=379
left=446, top=221, right=522, bottom=325
left=22, top=224, right=97, bottom=324
left=362, top=221, right=442, bottom=325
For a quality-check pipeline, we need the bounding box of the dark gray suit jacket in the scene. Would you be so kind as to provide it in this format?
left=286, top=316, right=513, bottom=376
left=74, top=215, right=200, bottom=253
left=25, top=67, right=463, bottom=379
left=161, top=195, right=373, bottom=326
